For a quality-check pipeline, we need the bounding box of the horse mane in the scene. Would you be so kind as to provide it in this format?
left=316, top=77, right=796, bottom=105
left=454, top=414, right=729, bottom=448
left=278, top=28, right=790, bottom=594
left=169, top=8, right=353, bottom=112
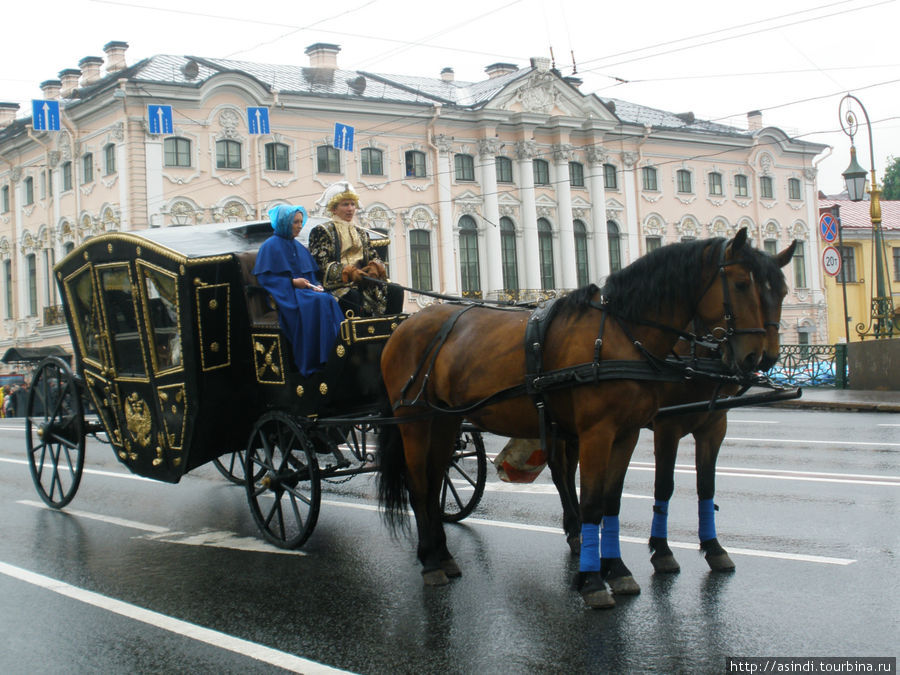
left=742, top=245, right=788, bottom=306
left=599, top=237, right=725, bottom=323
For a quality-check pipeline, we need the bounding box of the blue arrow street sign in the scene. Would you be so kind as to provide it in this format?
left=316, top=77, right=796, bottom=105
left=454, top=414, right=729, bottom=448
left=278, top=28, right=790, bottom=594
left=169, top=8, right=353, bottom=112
left=334, top=123, right=354, bottom=152
left=247, top=107, right=270, bottom=134
left=147, top=105, right=174, bottom=135
left=32, top=99, right=60, bottom=131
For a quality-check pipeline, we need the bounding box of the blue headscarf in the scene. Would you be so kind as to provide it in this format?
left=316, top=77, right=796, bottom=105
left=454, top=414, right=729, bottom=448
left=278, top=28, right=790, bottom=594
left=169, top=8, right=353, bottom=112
left=268, top=204, right=307, bottom=239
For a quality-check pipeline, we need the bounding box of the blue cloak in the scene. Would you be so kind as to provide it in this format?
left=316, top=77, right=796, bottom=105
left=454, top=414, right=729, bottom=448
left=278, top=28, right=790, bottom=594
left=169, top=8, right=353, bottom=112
left=253, top=234, right=343, bottom=377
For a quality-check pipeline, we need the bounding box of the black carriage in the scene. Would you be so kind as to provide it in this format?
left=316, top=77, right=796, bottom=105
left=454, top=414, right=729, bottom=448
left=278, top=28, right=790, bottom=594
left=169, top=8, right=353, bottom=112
left=26, top=219, right=486, bottom=548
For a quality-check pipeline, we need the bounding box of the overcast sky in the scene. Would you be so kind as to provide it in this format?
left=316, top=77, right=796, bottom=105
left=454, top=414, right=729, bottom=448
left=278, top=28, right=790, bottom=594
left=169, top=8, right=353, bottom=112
left=3, top=0, right=898, bottom=195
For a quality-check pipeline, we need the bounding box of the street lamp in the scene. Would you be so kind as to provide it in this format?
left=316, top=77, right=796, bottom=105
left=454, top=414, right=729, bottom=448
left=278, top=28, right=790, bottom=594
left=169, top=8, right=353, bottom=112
left=838, top=94, right=896, bottom=339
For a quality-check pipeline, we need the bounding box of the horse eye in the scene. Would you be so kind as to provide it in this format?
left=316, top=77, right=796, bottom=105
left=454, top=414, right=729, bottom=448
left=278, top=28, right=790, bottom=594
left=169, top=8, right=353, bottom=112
left=735, top=281, right=750, bottom=292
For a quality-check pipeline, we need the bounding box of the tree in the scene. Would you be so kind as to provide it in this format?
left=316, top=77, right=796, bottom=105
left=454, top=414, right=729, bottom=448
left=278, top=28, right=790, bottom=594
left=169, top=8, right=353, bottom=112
left=882, top=156, right=900, bottom=200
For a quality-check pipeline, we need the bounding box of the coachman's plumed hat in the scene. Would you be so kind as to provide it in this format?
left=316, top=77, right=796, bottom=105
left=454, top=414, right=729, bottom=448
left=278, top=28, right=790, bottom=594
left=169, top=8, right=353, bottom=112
left=316, top=181, right=360, bottom=214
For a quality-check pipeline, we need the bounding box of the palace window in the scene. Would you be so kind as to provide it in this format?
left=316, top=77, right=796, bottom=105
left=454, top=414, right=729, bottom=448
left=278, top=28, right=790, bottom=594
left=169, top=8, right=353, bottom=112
left=608, top=221, right=622, bottom=273
left=316, top=145, right=340, bottom=173
left=760, top=176, right=774, bottom=199
left=603, top=163, right=617, bottom=190
left=455, top=154, right=475, bottom=181
left=642, top=166, right=658, bottom=191
left=708, top=172, right=723, bottom=196
left=265, top=142, right=289, bottom=171
left=164, top=137, right=191, bottom=167
left=788, top=177, right=802, bottom=200
left=405, top=150, right=426, bottom=178
left=500, top=217, right=518, bottom=292
left=217, top=140, right=242, bottom=169
left=533, top=159, right=550, bottom=186
left=409, top=229, right=432, bottom=291
left=676, top=169, right=692, bottom=193
left=458, top=216, right=480, bottom=295
left=538, top=218, right=555, bottom=289
left=569, top=161, right=585, bottom=187
left=735, top=174, right=749, bottom=197
left=574, top=220, right=589, bottom=287
left=104, top=143, right=116, bottom=175
left=82, top=153, right=94, bottom=183
left=495, top=156, right=513, bottom=183
left=361, top=147, right=383, bottom=176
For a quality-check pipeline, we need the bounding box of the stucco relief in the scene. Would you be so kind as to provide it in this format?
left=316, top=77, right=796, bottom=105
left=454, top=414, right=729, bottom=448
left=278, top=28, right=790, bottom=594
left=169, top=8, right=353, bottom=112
left=514, top=139, right=538, bottom=160
left=552, top=143, right=575, bottom=163
left=431, top=134, right=453, bottom=155
left=477, top=138, right=502, bottom=158
left=504, top=72, right=560, bottom=114
left=586, top=146, right=608, bottom=165
left=218, top=109, right=242, bottom=139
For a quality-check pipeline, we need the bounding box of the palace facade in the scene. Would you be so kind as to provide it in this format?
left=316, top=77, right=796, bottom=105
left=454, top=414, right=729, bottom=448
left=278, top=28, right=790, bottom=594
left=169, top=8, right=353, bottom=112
left=0, top=41, right=829, bottom=358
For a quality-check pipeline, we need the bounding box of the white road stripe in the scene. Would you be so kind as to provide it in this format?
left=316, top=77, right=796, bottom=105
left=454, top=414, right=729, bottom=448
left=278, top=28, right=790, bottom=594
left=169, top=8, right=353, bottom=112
left=0, top=561, right=351, bottom=674
left=725, top=436, right=900, bottom=448
left=321, top=499, right=856, bottom=566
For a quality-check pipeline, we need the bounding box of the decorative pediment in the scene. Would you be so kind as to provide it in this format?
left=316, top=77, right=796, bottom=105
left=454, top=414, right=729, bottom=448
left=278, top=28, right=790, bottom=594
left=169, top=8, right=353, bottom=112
left=486, top=71, right=613, bottom=120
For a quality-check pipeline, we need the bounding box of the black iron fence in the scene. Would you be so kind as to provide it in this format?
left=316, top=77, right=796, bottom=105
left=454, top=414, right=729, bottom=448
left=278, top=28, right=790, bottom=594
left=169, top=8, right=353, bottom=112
left=769, top=343, right=848, bottom=388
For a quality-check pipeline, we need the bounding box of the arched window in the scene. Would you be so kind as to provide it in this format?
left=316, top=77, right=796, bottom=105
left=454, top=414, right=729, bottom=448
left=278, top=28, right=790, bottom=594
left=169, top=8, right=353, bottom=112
left=409, top=229, right=432, bottom=291
left=573, top=220, right=589, bottom=287
left=533, top=159, right=550, bottom=186
left=458, top=215, right=481, bottom=296
left=26, top=253, right=37, bottom=316
left=500, top=217, right=518, bottom=292
left=405, top=150, right=426, bottom=178
left=455, top=154, right=475, bottom=181
left=537, top=218, right=555, bottom=290
left=569, top=161, right=584, bottom=187
left=361, top=147, right=383, bottom=176
left=495, top=156, right=513, bottom=183
left=216, top=140, right=242, bottom=169
left=164, top=137, right=191, bottom=167
left=607, top=221, right=622, bottom=273
left=265, top=142, right=289, bottom=171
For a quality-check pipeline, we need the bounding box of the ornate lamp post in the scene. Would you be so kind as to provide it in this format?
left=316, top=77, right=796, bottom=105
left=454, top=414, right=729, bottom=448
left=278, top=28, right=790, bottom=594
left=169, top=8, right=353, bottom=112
left=839, top=94, right=896, bottom=339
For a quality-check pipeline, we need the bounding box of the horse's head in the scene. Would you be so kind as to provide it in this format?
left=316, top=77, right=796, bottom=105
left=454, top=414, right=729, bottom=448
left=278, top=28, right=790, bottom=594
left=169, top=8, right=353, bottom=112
left=695, top=228, right=767, bottom=373
left=755, top=240, right=796, bottom=372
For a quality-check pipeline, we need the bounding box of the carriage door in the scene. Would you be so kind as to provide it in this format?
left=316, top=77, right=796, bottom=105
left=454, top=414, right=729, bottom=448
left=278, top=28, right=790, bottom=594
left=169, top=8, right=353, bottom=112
left=92, top=262, right=179, bottom=481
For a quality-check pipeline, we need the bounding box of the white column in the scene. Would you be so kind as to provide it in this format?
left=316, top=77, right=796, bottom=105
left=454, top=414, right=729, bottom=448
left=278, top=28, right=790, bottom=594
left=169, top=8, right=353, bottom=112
left=14, top=177, right=28, bottom=317
left=516, top=140, right=540, bottom=290
left=586, top=148, right=610, bottom=279
left=433, top=134, right=457, bottom=294
left=552, top=143, right=577, bottom=290
left=477, top=138, right=503, bottom=294
left=622, top=151, right=641, bottom=264
left=803, top=170, right=824, bottom=303
left=145, top=139, right=164, bottom=227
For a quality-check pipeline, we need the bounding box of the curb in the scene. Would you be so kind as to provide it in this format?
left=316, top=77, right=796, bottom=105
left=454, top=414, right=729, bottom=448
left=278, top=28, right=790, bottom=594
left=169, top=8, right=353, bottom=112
left=764, top=400, right=900, bottom=413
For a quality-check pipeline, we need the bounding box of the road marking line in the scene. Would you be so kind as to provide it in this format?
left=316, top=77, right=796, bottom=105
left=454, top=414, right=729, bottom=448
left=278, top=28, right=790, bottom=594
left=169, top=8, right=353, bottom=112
left=0, top=561, right=350, bottom=674
left=725, top=436, right=900, bottom=448
left=627, top=462, right=900, bottom=486
left=15, top=500, right=304, bottom=556
left=320, top=499, right=856, bottom=566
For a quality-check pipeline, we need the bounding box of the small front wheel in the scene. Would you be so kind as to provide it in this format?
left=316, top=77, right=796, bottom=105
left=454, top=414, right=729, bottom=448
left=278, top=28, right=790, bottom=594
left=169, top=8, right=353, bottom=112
left=441, top=428, right=486, bottom=522
left=244, top=411, right=320, bottom=549
left=25, top=357, right=85, bottom=508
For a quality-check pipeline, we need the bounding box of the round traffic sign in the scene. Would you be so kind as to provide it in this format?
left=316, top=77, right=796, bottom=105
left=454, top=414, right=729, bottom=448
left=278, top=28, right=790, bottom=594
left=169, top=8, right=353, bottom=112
left=819, top=213, right=837, bottom=242
left=822, top=245, right=842, bottom=277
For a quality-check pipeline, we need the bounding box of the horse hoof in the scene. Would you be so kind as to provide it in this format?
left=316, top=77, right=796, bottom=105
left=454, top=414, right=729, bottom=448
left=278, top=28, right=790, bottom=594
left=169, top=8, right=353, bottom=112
left=651, top=553, right=681, bottom=574
left=567, top=535, right=581, bottom=556
left=607, top=575, right=641, bottom=595
left=706, top=552, right=735, bottom=572
left=422, top=569, right=450, bottom=586
left=441, top=557, right=462, bottom=578
left=582, top=587, right=616, bottom=609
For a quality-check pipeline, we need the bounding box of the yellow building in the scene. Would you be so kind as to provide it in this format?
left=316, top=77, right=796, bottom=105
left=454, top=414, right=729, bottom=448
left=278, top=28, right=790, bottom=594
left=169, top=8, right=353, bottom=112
left=818, top=198, right=900, bottom=342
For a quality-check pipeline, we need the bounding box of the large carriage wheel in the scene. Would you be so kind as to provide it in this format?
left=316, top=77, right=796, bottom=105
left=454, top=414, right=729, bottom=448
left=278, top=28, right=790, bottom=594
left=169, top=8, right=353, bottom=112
left=212, top=449, right=266, bottom=486
left=244, top=411, right=320, bottom=549
left=25, top=356, right=86, bottom=509
left=441, top=428, right=486, bottom=522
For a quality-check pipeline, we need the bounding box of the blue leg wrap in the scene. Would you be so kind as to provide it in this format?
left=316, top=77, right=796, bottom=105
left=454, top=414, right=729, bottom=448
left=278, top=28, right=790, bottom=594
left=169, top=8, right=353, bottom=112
left=580, top=523, right=601, bottom=572
left=651, top=499, right=669, bottom=539
left=600, top=516, right=621, bottom=559
left=698, top=498, right=717, bottom=542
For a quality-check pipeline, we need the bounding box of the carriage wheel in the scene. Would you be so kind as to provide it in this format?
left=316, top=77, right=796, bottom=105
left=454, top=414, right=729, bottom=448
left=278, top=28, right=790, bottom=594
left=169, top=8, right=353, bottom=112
left=441, top=428, right=486, bottom=522
left=244, top=411, right=320, bottom=549
left=25, top=356, right=86, bottom=509
left=212, top=449, right=258, bottom=485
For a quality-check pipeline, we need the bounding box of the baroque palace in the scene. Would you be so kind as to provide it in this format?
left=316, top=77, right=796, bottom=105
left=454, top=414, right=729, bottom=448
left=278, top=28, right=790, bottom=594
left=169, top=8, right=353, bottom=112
left=0, top=41, right=829, bottom=357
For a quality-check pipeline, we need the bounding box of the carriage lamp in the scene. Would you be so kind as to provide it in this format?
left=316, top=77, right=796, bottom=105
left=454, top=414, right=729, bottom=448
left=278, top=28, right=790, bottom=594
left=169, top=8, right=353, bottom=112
left=838, top=94, right=896, bottom=339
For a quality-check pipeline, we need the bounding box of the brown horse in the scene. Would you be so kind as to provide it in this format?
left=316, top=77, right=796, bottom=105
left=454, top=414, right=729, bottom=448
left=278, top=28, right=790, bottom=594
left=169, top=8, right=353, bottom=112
left=646, top=241, right=796, bottom=574
left=377, top=229, right=766, bottom=609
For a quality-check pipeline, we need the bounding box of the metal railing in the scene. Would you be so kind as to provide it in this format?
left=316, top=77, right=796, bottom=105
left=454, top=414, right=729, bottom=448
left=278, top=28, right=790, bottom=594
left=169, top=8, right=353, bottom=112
left=769, top=344, right=847, bottom=388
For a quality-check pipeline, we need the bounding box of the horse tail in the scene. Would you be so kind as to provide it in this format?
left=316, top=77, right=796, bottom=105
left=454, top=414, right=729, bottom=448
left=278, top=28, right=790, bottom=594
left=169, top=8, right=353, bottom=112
left=376, top=405, right=410, bottom=534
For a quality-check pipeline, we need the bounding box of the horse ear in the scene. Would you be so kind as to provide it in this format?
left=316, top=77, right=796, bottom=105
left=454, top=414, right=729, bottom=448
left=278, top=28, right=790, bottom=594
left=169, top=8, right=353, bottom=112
left=776, top=240, right=798, bottom=268
left=729, top=227, right=749, bottom=255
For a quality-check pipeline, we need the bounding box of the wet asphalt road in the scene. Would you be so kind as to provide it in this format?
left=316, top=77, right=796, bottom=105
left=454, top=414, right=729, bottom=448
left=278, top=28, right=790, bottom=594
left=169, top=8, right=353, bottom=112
left=0, top=407, right=897, bottom=674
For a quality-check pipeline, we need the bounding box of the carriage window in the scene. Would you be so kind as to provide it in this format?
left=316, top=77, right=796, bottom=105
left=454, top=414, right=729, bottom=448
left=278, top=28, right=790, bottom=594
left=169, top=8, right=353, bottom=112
left=141, top=265, right=181, bottom=373
left=99, top=265, right=146, bottom=377
left=65, top=266, right=103, bottom=365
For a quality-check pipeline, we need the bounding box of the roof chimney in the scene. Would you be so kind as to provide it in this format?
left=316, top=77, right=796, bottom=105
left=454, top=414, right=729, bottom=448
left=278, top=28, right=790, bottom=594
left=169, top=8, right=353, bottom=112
left=0, top=102, right=19, bottom=128
left=747, top=110, right=763, bottom=131
left=304, top=43, right=340, bottom=69
left=440, top=67, right=454, bottom=82
left=59, top=69, right=81, bottom=98
left=485, top=63, right=518, bottom=79
left=79, top=56, right=104, bottom=86
left=40, top=79, right=62, bottom=100
left=103, top=41, right=129, bottom=73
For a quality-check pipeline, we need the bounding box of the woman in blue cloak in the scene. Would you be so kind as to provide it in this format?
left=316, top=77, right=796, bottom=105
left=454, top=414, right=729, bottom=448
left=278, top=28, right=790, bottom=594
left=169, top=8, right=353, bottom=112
left=253, top=204, right=344, bottom=377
